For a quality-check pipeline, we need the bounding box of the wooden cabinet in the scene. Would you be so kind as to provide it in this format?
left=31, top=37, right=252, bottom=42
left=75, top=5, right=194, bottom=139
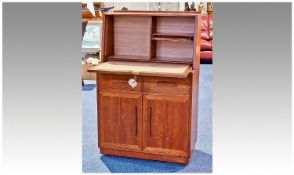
left=89, top=11, right=201, bottom=164
left=143, top=94, right=190, bottom=157
left=99, top=91, right=142, bottom=151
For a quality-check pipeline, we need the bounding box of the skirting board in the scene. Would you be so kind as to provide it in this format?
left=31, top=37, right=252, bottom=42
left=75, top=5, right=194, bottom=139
left=100, top=147, right=190, bottom=164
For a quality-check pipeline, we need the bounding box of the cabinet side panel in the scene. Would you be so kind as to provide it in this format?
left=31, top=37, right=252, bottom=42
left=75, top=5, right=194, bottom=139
left=190, top=70, right=199, bottom=151
left=97, top=73, right=101, bottom=147
left=193, top=16, right=201, bottom=70
left=102, top=15, right=114, bottom=62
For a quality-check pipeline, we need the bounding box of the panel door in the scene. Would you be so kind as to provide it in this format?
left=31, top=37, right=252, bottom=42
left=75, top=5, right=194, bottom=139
left=143, top=94, right=190, bottom=157
left=99, top=91, right=142, bottom=151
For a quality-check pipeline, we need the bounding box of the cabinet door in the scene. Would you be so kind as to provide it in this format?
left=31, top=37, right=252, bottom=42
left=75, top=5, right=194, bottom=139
left=143, top=94, right=190, bottom=157
left=99, top=91, right=142, bottom=151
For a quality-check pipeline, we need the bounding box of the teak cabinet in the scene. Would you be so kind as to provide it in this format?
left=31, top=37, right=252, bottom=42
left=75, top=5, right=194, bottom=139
left=89, top=11, right=201, bottom=164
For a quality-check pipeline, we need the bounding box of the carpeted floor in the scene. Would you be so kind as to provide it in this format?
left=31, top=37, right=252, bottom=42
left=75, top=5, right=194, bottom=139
left=82, top=64, right=212, bottom=173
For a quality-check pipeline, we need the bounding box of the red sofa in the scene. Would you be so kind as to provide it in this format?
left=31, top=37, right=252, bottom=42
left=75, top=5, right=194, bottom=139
left=200, top=15, right=213, bottom=63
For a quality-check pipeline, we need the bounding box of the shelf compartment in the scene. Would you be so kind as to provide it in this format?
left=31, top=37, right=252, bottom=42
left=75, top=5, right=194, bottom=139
left=156, top=40, right=194, bottom=60
left=152, top=32, right=194, bottom=37
left=151, top=37, right=193, bottom=42
left=156, top=16, right=195, bottom=35
left=107, top=55, right=192, bottom=64
left=153, top=57, right=192, bottom=64
left=113, top=16, right=152, bottom=57
left=108, top=55, right=150, bottom=61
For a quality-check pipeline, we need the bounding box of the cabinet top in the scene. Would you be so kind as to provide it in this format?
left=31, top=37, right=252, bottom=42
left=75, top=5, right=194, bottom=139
left=103, top=10, right=201, bottom=17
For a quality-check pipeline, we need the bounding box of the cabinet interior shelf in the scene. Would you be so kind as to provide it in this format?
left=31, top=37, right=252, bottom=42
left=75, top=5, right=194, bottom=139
left=152, top=32, right=194, bottom=37
left=151, top=37, right=193, bottom=42
left=107, top=55, right=192, bottom=64
left=152, top=33, right=194, bottom=42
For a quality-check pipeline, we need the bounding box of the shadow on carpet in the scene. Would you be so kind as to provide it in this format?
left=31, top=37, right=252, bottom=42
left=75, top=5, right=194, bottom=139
left=82, top=83, right=96, bottom=91
left=100, top=150, right=212, bottom=173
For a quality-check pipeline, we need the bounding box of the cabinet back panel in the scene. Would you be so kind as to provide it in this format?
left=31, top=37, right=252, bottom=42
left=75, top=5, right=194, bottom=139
left=114, top=16, right=152, bottom=57
left=156, top=40, right=193, bottom=59
left=156, top=16, right=195, bottom=34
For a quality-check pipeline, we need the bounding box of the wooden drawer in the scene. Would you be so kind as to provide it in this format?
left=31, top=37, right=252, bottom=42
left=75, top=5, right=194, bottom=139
left=99, top=74, right=142, bottom=91
left=143, top=76, right=191, bottom=95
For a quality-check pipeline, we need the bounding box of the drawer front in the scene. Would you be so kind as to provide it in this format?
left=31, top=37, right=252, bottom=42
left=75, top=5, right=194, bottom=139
left=143, top=77, right=190, bottom=95
left=99, top=74, right=142, bottom=91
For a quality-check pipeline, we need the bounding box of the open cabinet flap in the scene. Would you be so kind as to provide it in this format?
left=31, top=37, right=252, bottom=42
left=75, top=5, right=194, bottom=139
left=88, top=61, right=192, bottom=78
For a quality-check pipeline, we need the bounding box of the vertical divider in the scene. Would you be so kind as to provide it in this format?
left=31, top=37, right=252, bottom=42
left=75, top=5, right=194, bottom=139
left=193, top=16, right=201, bottom=70
left=103, top=15, right=114, bottom=62
left=150, top=16, right=157, bottom=60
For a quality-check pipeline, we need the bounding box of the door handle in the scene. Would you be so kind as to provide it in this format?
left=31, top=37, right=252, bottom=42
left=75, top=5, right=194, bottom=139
left=134, top=105, right=137, bottom=136
left=148, top=107, right=152, bottom=137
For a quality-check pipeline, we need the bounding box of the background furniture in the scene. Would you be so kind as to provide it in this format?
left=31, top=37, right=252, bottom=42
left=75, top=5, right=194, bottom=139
left=200, top=15, right=213, bottom=63
left=89, top=11, right=201, bottom=164
left=82, top=2, right=103, bottom=20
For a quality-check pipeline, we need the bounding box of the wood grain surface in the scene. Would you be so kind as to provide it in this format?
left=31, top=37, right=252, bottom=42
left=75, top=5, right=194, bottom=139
left=143, top=94, right=190, bottom=157
left=100, top=147, right=189, bottom=164
left=156, top=16, right=195, bottom=34
left=99, top=91, right=142, bottom=151
left=99, top=73, right=142, bottom=92
left=156, top=40, right=194, bottom=60
left=89, top=61, right=191, bottom=78
left=143, top=76, right=191, bottom=95
left=114, top=16, right=152, bottom=57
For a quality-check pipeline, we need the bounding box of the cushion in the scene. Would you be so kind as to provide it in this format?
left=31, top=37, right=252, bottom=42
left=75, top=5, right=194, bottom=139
left=201, top=31, right=210, bottom=40
left=200, top=51, right=212, bottom=60
left=201, top=15, right=213, bottom=40
left=201, top=39, right=212, bottom=51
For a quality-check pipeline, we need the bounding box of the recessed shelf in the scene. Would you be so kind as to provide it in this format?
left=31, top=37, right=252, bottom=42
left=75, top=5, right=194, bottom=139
left=151, top=37, right=193, bottom=42
left=108, top=55, right=149, bottom=61
left=153, top=57, right=192, bottom=64
left=152, top=32, right=194, bottom=37
left=106, top=55, right=192, bottom=65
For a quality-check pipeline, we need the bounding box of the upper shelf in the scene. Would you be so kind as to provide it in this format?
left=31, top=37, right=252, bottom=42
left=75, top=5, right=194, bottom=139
left=107, top=55, right=193, bottom=64
left=151, top=37, right=193, bottom=42
left=152, top=33, right=194, bottom=37
left=151, top=33, right=194, bottom=42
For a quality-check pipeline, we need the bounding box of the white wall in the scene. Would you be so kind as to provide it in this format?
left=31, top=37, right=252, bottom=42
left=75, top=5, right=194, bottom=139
left=104, top=2, right=179, bottom=11
left=104, top=2, right=150, bottom=10
left=104, top=2, right=207, bottom=13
